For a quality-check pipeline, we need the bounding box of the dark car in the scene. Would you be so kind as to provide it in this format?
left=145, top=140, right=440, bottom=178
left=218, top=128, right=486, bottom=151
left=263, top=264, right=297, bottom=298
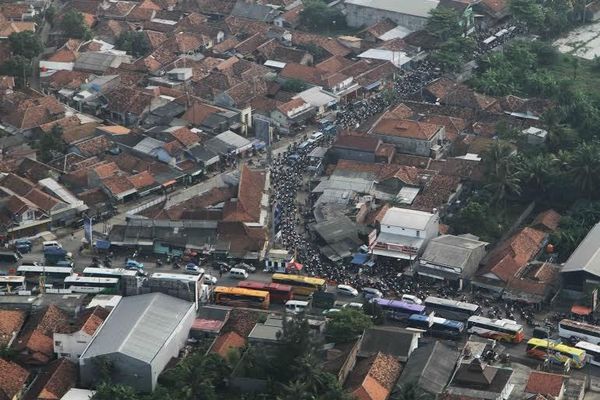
left=213, top=261, right=231, bottom=271
left=14, top=239, right=32, bottom=254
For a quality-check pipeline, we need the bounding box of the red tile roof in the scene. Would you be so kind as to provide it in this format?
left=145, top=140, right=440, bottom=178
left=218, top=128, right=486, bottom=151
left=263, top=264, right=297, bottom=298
left=280, top=63, right=323, bottom=85
left=0, top=358, right=29, bottom=400
left=181, top=101, right=222, bottom=125
left=223, top=165, right=267, bottom=223
left=169, top=126, right=201, bottom=147
left=334, top=134, right=380, bottom=152
left=532, top=210, right=561, bottom=233
left=277, top=98, right=307, bottom=114
left=24, top=358, right=77, bottom=400
left=346, top=352, right=402, bottom=400
left=525, top=371, right=565, bottom=397
left=372, top=118, right=441, bottom=140
left=127, top=171, right=156, bottom=190
left=72, top=306, right=109, bottom=336
left=480, top=227, right=546, bottom=283
left=102, top=175, right=136, bottom=196
left=0, top=310, right=26, bottom=347
left=2, top=95, right=64, bottom=130
left=209, top=331, right=246, bottom=358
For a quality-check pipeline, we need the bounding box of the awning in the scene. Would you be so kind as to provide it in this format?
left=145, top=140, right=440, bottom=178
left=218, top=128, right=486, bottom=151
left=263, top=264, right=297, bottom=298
left=571, top=305, right=592, bottom=316
left=253, top=140, right=266, bottom=150
left=351, top=253, right=369, bottom=265
left=95, top=240, right=111, bottom=250
left=364, top=81, right=382, bottom=90
left=162, top=179, right=177, bottom=187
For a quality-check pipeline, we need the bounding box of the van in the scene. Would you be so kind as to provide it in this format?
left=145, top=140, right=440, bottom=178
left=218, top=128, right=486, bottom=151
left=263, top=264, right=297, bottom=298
left=229, top=268, right=249, bottom=279
left=125, top=259, right=144, bottom=271
left=285, top=300, right=309, bottom=314
left=362, top=287, right=383, bottom=300
left=308, top=131, right=324, bottom=143
left=42, top=241, right=61, bottom=249
left=401, top=294, right=423, bottom=305
left=336, top=284, right=359, bottom=297
left=298, top=141, right=310, bottom=150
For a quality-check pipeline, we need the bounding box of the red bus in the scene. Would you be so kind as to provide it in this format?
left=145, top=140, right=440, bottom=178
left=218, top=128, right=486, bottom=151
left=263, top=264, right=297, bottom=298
left=238, top=280, right=293, bottom=303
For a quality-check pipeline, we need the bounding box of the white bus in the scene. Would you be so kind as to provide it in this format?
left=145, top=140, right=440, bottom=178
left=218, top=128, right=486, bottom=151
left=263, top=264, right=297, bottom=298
left=0, top=276, right=26, bottom=293
left=64, top=276, right=119, bottom=294
left=559, top=319, right=600, bottom=345
left=17, top=265, right=73, bottom=282
left=467, top=316, right=525, bottom=343
left=82, top=267, right=138, bottom=278
left=424, top=296, right=480, bottom=320
left=575, top=341, right=600, bottom=366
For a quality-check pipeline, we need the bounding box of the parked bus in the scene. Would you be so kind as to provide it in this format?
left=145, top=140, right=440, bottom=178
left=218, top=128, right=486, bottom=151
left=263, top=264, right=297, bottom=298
left=83, top=267, right=139, bottom=279
left=526, top=338, right=586, bottom=369
left=271, top=273, right=326, bottom=296
left=424, top=296, right=480, bottom=320
left=467, top=316, right=525, bottom=343
left=407, top=314, right=464, bottom=338
left=559, top=319, right=600, bottom=345
left=372, top=298, right=426, bottom=321
left=237, top=281, right=293, bottom=303
left=17, top=265, right=73, bottom=283
left=64, top=276, right=119, bottom=294
left=213, top=286, right=270, bottom=310
left=0, top=276, right=26, bottom=293
left=575, top=341, right=600, bottom=366
left=0, top=251, right=21, bottom=263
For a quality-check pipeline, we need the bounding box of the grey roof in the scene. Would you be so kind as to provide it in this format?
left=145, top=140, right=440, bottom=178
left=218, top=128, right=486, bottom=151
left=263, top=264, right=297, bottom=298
left=345, top=0, right=439, bottom=17
left=562, top=222, right=600, bottom=275
left=74, top=52, right=118, bottom=72
left=214, top=130, right=252, bottom=149
left=133, top=136, right=166, bottom=155
left=81, top=293, right=194, bottom=364
left=312, top=215, right=361, bottom=245
left=358, top=326, right=416, bottom=358
left=421, top=234, right=488, bottom=269
left=205, top=137, right=233, bottom=155
left=231, top=0, right=279, bottom=21
left=395, top=341, right=459, bottom=395
left=189, top=145, right=220, bottom=165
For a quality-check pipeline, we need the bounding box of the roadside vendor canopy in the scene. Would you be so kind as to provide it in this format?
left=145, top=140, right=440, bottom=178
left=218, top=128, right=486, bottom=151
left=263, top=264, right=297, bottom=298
left=351, top=253, right=369, bottom=265
left=571, top=305, right=592, bottom=316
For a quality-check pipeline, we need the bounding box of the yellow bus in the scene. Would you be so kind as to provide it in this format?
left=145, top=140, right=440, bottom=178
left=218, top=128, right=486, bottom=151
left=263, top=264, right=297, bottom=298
left=271, top=273, right=326, bottom=296
left=526, top=338, right=586, bottom=369
left=213, top=286, right=270, bottom=310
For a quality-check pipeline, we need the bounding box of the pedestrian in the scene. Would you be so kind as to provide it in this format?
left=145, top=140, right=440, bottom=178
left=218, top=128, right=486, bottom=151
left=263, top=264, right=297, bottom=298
left=219, top=268, right=223, bottom=278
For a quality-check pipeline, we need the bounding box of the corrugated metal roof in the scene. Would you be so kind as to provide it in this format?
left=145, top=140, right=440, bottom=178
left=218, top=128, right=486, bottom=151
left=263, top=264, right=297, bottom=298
left=345, top=0, right=439, bottom=17
left=562, top=222, right=600, bottom=275
left=80, top=293, right=193, bottom=364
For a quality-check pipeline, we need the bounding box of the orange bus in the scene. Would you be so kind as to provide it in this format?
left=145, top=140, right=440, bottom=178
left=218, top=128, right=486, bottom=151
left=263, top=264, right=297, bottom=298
left=238, top=280, right=293, bottom=304
left=213, top=286, right=270, bottom=309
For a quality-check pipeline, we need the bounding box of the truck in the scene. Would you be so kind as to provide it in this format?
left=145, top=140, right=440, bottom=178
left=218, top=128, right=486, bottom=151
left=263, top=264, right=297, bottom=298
left=43, top=246, right=72, bottom=266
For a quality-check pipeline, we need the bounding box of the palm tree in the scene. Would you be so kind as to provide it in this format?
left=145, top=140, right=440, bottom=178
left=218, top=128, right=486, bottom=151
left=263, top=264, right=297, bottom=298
left=278, top=380, right=311, bottom=400
left=518, top=154, right=557, bottom=195
left=392, top=381, right=434, bottom=400
left=482, top=142, right=521, bottom=204
left=568, top=142, right=600, bottom=198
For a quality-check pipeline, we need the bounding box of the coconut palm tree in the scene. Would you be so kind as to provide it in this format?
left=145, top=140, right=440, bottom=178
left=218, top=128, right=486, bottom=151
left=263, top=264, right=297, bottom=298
left=568, top=142, right=600, bottom=198
left=518, top=153, right=558, bottom=196
left=482, top=142, right=521, bottom=204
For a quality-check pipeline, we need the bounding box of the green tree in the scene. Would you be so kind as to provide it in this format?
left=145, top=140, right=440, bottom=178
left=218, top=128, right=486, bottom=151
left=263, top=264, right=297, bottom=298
left=9, top=31, right=43, bottom=59
left=426, top=7, right=462, bottom=41
left=325, top=308, right=373, bottom=343
left=92, top=383, right=139, bottom=400
left=392, top=381, right=434, bottom=400
left=115, top=31, right=151, bottom=57
left=510, top=0, right=545, bottom=30
left=568, top=142, right=600, bottom=198
left=0, top=56, right=32, bottom=88
left=60, top=9, right=92, bottom=39
left=282, top=78, right=307, bottom=92
left=45, top=4, right=57, bottom=25
left=299, top=0, right=346, bottom=32
left=482, top=142, right=521, bottom=204
left=37, top=124, right=67, bottom=163
left=518, top=154, right=558, bottom=196
left=431, top=36, right=476, bottom=72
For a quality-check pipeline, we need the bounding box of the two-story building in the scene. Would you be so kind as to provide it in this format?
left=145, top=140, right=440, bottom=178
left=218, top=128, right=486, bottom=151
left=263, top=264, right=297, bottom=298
left=270, top=98, right=316, bottom=133
left=370, top=112, right=446, bottom=158
left=371, top=207, right=438, bottom=261
left=54, top=307, right=110, bottom=361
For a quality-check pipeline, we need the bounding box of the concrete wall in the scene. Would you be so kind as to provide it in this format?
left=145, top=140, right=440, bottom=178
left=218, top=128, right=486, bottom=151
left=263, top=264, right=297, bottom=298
left=345, top=4, right=428, bottom=30
left=54, top=330, right=93, bottom=361
left=80, top=352, right=151, bottom=392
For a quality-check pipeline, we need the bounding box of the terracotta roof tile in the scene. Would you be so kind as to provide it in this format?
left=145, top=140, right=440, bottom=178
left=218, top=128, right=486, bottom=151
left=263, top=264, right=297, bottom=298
left=24, top=358, right=77, bottom=400
left=181, top=101, right=222, bottom=125
left=0, top=310, right=26, bottom=347
left=169, top=126, right=200, bottom=147
left=221, top=308, right=259, bottom=337
left=532, top=210, right=561, bottom=233
left=102, top=175, right=136, bottom=195
left=42, top=70, right=89, bottom=90
left=346, top=352, right=402, bottom=400
left=277, top=98, right=307, bottom=114
left=0, top=358, right=29, bottom=400
left=372, top=117, right=441, bottom=140
left=209, top=331, right=246, bottom=358
left=197, top=0, right=236, bottom=15
left=480, top=227, right=546, bottom=283
left=233, top=32, right=269, bottom=55
left=422, top=115, right=465, bottom=142
left=411, top=174, right=460, bottom=212
left=212, top=37, right=240, bottom=54
left=73, top=306, right=109, bottom=336
left=364, top=18, right=397, bottom=38
left=93, top=161, right=120, bottom=179
left=223, top=164, right=267, bottom=223
left=24, top=188, right=61, bottom=213
left=2, top=95, right=64, bottom=130
left=280, top=4, right=303, bottom=25
left=334, top=134, right=380, bottom=152
left=525, top=371, right=565, bottom=397
left=280, top=63, right=323, bottom=85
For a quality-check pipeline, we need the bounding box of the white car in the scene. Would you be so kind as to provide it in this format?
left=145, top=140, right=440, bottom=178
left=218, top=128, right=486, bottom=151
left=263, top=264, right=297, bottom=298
left=362, top=287, right=383, bottom=299
left=342, top=302, right=364, bottom=310
left=401, top=294, right=423, bottom=304
left=336, top=284, right=359, bottom=297
left=322, top=308, right=341, bottom=316
left=203, top=274, right=218, bottom=285
left=185, top=264, right=205, bottom=275
left=235, top=263, right=256, bottom=273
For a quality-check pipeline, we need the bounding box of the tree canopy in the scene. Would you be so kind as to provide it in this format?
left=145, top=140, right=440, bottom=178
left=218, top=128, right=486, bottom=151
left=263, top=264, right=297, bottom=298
left=426, top=7, right=462, bottom=41
left=115, top=31, right=151, bottom=57
left=9, top=31, right=43, bottom=59
left=0, top=56, right=32, bottom=88
left=325, top=308, right=373, bottom=343
left=60, top=9, right=92, bottom=40
left=299, top=0, right=347, bottom=32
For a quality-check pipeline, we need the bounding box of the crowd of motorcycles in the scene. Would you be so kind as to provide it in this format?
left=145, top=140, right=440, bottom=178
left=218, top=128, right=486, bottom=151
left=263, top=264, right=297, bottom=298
left=266, top=22, right=561, bottom=331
